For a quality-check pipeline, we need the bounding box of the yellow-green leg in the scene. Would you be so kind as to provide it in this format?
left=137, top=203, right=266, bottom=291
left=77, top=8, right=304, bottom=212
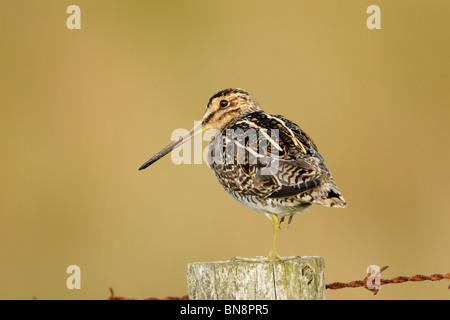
left=267, top=214, right=281, bottom=261
left=231, top=214, right=283, bottom=262
left=231, top=214, right=301, bottom=262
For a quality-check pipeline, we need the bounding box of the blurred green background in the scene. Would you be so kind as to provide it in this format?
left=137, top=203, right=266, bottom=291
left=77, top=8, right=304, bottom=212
left=0, top=1, right=449, bottom=300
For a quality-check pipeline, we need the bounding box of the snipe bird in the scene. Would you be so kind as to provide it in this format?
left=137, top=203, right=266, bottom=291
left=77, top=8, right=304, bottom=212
left=139, top=88, right=346, bottom=262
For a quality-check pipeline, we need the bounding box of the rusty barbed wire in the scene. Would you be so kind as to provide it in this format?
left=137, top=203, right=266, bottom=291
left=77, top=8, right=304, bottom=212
left=326, top=266, right=450, bottom=295
left=108, top=266, right=450, bottom=299
left=108, top=287, right=188, bottom=300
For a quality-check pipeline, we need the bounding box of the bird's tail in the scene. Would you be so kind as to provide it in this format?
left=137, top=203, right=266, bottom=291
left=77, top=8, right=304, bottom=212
left=313, top=182, right=347, bottom=208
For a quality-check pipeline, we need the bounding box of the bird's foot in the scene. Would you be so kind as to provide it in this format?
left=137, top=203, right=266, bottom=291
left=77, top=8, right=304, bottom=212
left=277, top=255, right=302, bottom=261
left=230, top=255, right=301, bottom=263
left=231, top=256, right=276, bottom=262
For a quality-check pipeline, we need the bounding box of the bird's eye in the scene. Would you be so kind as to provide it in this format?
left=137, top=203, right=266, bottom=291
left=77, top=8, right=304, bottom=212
left=219, top=100, right=229, bottom=108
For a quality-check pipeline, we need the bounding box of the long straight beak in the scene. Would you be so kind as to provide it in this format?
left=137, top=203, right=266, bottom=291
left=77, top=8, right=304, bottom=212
left=138, top=122, right=206, bottom=170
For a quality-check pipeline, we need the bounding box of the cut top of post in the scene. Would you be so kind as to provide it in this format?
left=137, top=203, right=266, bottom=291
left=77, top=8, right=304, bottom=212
left=187, top=256, right=325, bottom=300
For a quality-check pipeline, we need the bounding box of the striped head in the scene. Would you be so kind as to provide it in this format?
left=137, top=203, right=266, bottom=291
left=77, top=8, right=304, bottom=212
left=202, top=88, right=262, bottom=131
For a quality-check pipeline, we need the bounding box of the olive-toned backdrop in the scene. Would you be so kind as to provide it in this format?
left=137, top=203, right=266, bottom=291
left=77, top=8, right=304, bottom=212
left=1, top=1, right=448, bottom=300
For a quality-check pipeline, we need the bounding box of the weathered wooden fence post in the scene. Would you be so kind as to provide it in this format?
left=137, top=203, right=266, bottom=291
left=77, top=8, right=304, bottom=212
left=187, top=256, right=325, bottom=300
